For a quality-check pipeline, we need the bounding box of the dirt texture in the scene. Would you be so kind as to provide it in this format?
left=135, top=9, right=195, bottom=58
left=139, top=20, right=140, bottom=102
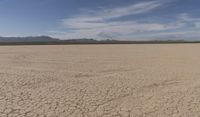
left=0, top=44, right=200, bottom=117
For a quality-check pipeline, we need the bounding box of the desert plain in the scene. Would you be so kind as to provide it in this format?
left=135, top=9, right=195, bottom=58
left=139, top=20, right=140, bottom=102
left=0, top=44, right=200, bottom=117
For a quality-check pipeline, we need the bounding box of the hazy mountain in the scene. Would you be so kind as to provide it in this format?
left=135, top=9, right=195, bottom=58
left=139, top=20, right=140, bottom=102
left=0, top=36, right=198, bottom=45
left=0, top=36, right=60, bottom=42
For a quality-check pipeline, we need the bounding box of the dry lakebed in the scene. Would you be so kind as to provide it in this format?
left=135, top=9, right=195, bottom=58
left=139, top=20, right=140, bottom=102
left=0, top=44, right=200, bottom=117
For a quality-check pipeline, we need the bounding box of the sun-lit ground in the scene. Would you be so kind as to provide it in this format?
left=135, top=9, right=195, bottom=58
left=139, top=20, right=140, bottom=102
left=0, top=44, right=200, bottom=117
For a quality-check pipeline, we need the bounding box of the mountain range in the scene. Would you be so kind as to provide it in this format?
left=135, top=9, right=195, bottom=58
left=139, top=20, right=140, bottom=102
left=0, top=36, right=198, bottom=45
left=0, top=36, right=60, bottom=42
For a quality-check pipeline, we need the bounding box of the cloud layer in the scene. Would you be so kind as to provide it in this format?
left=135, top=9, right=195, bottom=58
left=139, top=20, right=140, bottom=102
left=49, top=0, right=200, bottom=40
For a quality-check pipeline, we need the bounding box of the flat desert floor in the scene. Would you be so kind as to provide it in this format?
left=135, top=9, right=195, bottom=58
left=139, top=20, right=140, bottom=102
left=0, top=44, right=200, bottom=117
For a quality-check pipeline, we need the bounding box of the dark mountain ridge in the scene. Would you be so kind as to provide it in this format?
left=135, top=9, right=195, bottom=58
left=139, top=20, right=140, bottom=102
left=0, top=36, right=199, bottom=45
left=0, top=36, right=60, bottom=42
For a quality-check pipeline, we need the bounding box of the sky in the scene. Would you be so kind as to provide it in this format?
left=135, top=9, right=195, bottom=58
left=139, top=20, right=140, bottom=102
left=0, top=0, right=200, bottom=40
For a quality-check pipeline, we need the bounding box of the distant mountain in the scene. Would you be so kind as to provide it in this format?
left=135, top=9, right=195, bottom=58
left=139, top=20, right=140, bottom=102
left=65, top=38, right=98, bottom=43
left=0, top=36, right=60, bottom=42
left=0, top=36, right=199, bottom=45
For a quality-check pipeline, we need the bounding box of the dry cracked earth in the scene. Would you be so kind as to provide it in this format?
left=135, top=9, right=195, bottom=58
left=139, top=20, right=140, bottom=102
left=0, top=44, right=200, bottom=117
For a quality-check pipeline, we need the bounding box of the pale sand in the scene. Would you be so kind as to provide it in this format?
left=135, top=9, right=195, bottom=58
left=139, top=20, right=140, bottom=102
left=0, top=44, right=200, bottom=117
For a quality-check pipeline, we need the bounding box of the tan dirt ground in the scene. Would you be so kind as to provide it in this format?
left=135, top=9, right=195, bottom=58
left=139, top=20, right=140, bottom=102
left=0, top=44, right=200, bottom=117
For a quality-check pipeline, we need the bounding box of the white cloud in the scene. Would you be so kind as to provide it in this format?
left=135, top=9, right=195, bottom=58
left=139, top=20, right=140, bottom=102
left=49, top=1, right=200, bottom=40
left=61, top=0, right=166, bottom=30
left=178, top=13, right=200, bottom=30
left=53, top=20, right=184, bottom=39
left=97, top=1, right=163, bottom=19
left=139, top=30, right=200, bottom=40
left=195, top=22, right=200, bottom=28
left=178, top=13, right=200, bottom=22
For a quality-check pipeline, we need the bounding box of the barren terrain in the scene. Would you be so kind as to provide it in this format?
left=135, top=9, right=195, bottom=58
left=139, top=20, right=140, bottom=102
left=0, top=44, right=200, bottom=117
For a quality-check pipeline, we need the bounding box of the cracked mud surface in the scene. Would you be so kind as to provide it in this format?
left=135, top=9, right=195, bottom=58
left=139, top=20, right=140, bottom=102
left=0, top=44, right=200, bottom=117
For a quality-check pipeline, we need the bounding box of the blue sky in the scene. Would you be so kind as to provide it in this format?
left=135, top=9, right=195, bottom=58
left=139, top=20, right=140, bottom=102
left=0, top=0, right=200, bottom=40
